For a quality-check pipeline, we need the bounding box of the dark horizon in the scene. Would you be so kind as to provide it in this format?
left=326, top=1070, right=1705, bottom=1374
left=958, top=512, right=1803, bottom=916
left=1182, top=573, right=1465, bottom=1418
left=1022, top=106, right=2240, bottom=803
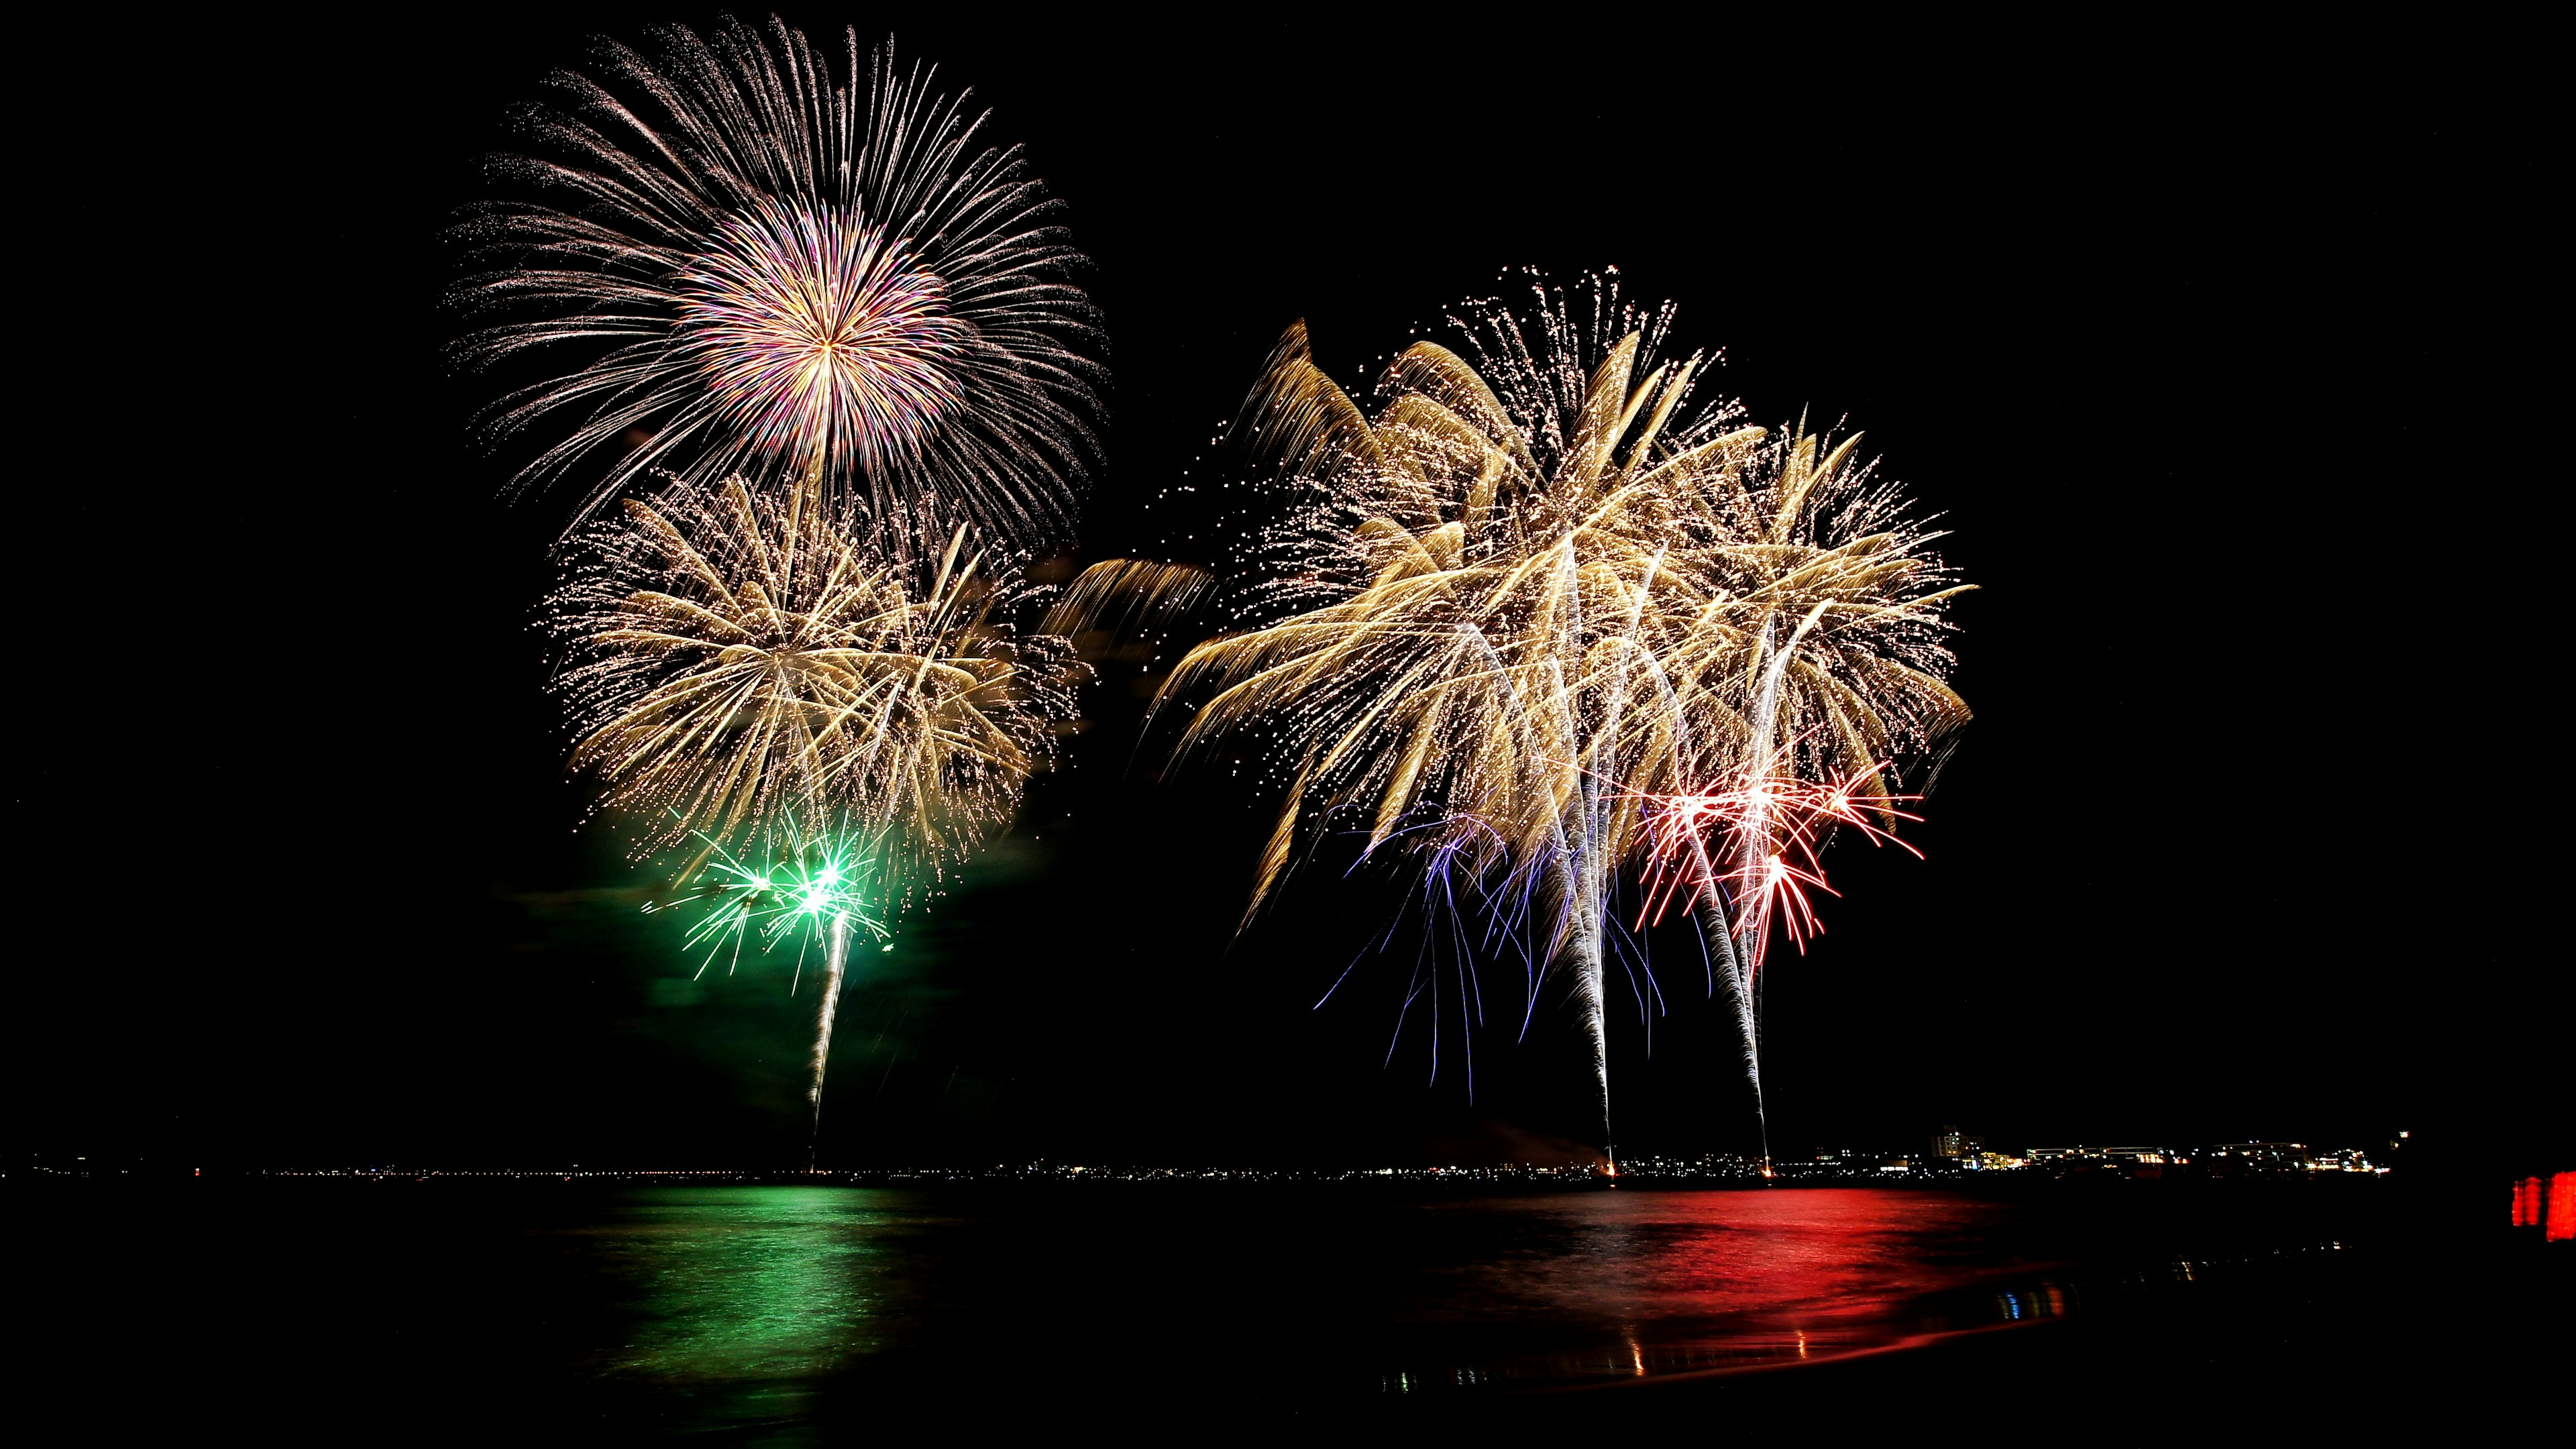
left=9, top=13, right=2557, bottom=1176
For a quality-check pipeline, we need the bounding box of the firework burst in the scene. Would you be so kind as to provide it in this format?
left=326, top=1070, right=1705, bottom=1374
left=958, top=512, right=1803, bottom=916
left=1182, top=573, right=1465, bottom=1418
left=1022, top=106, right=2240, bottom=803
left=649, top=820, right=891, bottom=1159
left=678, top=197, right=971, bottom=473
left=451, top=17, right=1102, bottom=547
left=547, top=473, right=1079, bottom=902
left=1121, top=272, right=1969, bottom=1159
left=653, top=824, right=888, bottom=980
left=1633, top=750, right=1923, bottom=957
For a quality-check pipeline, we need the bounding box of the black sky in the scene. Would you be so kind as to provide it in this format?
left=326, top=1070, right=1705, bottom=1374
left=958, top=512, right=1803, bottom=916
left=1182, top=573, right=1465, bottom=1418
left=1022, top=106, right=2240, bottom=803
left=12, top=12, right=2557, bottom=1170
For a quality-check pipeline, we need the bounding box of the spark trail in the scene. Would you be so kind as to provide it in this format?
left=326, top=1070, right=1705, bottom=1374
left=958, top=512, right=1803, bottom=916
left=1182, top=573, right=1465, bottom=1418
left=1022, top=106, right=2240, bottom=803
left=650, top=826, right=888, bottom=1163
left=1631, top=741, right=1925, bottom=1167
left=808, top=914, right=852, bottom=1167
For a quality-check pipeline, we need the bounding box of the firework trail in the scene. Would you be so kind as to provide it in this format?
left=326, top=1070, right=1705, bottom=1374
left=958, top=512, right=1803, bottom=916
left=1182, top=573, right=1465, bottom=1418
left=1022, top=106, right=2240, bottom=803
left=1728, top=620, right=1788, bottom=1161
left=1082, top=273, right=1968, bottom=1157
left=451, top=17, right=1103, bottom=549
left=1629, top=745, right=1925, bottom=1165
left=808, top=912, right=852, bottom=1161
left=556, top=474, right=1077, bottom=1153
left=1673, top=419, right=1970, bottom=1158
left=651, top=824, right=888, bottom=1159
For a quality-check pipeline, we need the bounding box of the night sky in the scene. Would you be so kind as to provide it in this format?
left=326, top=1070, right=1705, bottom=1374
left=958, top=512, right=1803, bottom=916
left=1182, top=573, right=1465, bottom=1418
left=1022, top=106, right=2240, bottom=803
left=15, top=13, right=2555, bottom=1170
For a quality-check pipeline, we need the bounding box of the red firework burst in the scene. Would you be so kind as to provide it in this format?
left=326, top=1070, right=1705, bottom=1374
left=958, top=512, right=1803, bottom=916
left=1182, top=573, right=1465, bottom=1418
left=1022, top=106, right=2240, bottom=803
left=1631, top=745, right=1923, bottom=973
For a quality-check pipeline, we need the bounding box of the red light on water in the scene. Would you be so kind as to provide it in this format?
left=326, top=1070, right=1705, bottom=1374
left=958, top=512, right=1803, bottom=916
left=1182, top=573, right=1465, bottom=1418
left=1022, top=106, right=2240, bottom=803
left=2513, top=1177, right=2544, bottom=1228
left=2549, top=1174, right=2574, bottom=1244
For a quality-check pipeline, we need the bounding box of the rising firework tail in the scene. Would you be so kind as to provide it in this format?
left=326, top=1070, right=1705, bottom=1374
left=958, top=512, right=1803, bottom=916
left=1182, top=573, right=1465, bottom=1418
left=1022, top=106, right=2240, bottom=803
left=450, top=17, right=1103, bottom=550
left=645, top=820, right=890, bottom=1165
left=1623, top=755, right=1922, bottom=1162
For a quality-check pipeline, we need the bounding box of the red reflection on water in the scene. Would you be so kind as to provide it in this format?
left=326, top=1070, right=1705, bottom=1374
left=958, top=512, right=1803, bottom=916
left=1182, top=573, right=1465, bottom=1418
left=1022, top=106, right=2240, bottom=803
left=1398, top=1189, right=2055, bottom=1385
left=2512, top=1177, right=2541, bottom=1228
left=1442, top=1189, right=2026, bottom=1326
left=2549, top=1175, right=2573, bottom=1243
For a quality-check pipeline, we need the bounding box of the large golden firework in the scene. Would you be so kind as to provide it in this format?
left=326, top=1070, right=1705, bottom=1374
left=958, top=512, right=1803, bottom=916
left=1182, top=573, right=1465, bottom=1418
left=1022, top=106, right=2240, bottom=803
left=547, top=475, right=1077, bottom=895
left=1125, top=276, right=1970, bottom=1153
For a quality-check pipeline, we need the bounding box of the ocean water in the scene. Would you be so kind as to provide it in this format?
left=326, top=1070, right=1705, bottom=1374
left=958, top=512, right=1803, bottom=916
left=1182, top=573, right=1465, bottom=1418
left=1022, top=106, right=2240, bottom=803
left=16, top=1178, right=2544, bottom=1434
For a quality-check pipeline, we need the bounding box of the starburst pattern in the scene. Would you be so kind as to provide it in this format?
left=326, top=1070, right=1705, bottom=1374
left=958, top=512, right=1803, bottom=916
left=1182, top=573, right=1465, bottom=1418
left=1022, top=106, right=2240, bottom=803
left=651, top=823, right=889, bottom=979
left=451, top=17, right=1102, bottom=548
left=676, top=197, right=971, bottom=473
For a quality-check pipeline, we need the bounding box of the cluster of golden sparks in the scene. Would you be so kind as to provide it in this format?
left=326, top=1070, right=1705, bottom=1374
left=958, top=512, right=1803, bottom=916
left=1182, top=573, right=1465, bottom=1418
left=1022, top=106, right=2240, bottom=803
left=547, top=478, right=1076, bottom=897
left=1077, top=275, right=1972, bottom=1161
left=462, top=18, right=1970, bottom=1162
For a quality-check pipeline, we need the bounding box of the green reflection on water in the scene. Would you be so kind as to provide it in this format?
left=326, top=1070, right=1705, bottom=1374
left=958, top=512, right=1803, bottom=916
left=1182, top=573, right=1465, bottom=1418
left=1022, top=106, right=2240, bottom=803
left=578, top=1188, right=925, bottom=1383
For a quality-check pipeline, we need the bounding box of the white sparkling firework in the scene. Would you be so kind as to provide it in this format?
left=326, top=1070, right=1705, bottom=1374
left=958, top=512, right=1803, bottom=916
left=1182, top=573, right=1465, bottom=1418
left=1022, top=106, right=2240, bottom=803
left=452, top=17, right=1103, bottom=549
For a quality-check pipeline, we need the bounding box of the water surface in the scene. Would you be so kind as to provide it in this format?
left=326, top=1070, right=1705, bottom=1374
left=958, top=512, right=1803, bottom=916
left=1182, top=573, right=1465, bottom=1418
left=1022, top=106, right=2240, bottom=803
left=23, top=1180, right=2426, bottom=1433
